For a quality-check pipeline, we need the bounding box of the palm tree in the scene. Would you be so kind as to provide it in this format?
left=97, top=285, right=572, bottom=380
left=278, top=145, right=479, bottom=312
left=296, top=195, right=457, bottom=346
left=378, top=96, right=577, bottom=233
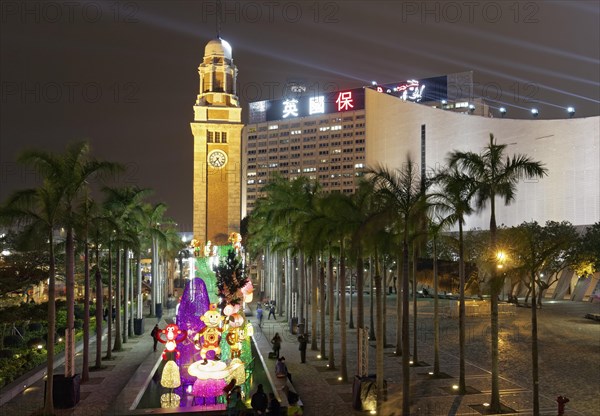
left=1, top=185, right=62, bottom=415
left=141, top=203, right=169, bottom=317
left=448, top=133, right=547, bottom=411
left=369, top=159, right=428, bottom=415
left=19, top=142, right=121, bottom=377
left=431, top=167, right=476, bottom=392
left=103, top=187, right=149, bottom=350
left=426, top=213, right=454, bottom=376
left=73, top=195, right=94, bottom=382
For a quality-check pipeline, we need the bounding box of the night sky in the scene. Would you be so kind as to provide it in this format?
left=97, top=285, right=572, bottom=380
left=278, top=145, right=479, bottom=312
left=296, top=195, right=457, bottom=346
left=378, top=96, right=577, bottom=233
left=1, top=1, right=599, bottom=230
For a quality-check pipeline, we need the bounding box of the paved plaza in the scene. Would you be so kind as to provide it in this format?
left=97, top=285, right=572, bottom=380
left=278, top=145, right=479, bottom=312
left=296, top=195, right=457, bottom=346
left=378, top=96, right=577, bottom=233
left=0, top=297, right=598, bottom=415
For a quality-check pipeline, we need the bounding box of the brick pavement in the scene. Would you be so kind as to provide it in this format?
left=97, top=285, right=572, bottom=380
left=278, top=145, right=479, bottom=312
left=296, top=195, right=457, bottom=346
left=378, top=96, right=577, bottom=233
left=1, top=299, right=598, bottom=415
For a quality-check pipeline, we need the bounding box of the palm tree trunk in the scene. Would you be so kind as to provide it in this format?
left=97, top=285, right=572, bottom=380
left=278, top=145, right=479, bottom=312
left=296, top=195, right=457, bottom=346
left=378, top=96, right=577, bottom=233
left=339, top=241, right=348, bottom=381
left=433, top=235, right=440, bottom=375
left=105, top=244, right=113, bottom=360
left=123, top=249, right=129, bottom=343
left=319, top=260, right=326, bottom=358
left=43, top=233, right=56, bottom=414
left=531, top=273, right=540, bottom=415
left=395, top=260, right=402, bottom=357
left=375, top=249, right=385, bottom=410
left=369, top=256, right=376, bottom=341
left=327, top=251, right=335, bottom=370
left=349, top=266, right=354, bottom=329
left=356, top=253, right=365, bottom=331
left=382, top=262, right=387, bottom=347
left=458, top=221, right=466, bottom=393
left=82, top=238, right=90, bottom=382
left=311, top=257, right=318, bottom=351
left=490, top=200, right=501, bottom=412
left=401, top=236, right=410, bottom=416
left=94, top=267, right=103, bottom=368
left=412, top=243, right=418, bottom=363
left=136, top=252, right=142, bottom=319
left=65, top=226, right=76, bottom=377
left=299, top=251, right=306, bottom=328
left=113, top=245, right=122, bottom=351
left=151, top=237, right=157, bottom=317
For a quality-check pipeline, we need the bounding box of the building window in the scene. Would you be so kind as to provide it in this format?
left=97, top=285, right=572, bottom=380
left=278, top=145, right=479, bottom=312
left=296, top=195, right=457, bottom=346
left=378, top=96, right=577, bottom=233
left=221, top=132, right=227, bottom=143
left=207, top=131, right=214, bottom=143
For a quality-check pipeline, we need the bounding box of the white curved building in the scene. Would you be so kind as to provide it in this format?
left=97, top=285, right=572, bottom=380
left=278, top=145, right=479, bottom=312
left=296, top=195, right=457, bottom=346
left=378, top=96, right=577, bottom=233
left=365, top=88, right=600, bottom=230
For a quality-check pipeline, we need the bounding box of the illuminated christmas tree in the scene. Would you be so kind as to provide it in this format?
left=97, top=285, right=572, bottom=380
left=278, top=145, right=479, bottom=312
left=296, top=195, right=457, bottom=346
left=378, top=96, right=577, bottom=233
left=160, top=360, right=181, bottom=408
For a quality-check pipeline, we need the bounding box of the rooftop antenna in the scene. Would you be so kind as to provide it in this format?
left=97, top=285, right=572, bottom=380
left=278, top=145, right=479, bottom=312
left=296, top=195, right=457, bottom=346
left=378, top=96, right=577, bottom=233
left=216, top=0, right=222, bottom=38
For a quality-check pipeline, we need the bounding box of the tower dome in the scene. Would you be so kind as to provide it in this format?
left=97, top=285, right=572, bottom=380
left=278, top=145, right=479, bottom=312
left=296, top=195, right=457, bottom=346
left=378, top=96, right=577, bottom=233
left=204, top=37, right=232, bottom=60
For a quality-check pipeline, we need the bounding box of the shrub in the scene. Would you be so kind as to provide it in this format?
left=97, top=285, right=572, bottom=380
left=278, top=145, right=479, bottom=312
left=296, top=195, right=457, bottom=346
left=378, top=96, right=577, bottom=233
left=74, top=304, right=84, bottom=320
left=27, top=322, right=43, bottom=332
left=0, top=349, right=13, bottom=359
left=74, top=319, right=83, bottom=330
left=26, top=338, right=45, bottom=349
left=3, top=335, right=23, bottom=348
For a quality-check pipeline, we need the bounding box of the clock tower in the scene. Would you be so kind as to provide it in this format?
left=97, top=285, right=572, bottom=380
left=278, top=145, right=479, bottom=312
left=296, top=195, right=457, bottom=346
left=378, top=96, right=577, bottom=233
left=191, top=37, right=243, bottom=244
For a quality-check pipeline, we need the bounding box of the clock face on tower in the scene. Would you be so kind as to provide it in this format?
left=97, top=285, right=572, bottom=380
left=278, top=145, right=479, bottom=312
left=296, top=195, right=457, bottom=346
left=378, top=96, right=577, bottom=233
left=208, top=149, right=228, bottom=168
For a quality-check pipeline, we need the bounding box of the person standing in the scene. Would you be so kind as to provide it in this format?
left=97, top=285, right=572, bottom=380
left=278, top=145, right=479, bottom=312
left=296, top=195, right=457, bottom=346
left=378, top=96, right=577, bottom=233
left=151, top=324, right=160, bottom=352
left=267, top=392, right=281, bottom=415
left=275, top=357, right=292, bottom=383
left=256, top=303, right=264, bottom=327
left=268, top=303, right=276, bottom=320
left=297, top=333, right=308, bottom=363
left=226, top=385, right=244, bottom=416
left=271, top=332, right=282, bottom=358
left=251, top=383, right=268, bottom=415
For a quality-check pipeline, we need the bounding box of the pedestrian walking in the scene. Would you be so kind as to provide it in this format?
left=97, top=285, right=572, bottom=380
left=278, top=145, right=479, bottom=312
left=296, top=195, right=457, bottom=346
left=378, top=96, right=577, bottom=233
left=256, top=303, right=263, bottom=327
left=268, top=303, right=276, bottom=320
left=271, top=332, right=282, bottom=358
left=297, top=333, right=308, bottom=363
left=151, top=324, right=160, bottom=352
left=250, top=383, right=268, bottom=415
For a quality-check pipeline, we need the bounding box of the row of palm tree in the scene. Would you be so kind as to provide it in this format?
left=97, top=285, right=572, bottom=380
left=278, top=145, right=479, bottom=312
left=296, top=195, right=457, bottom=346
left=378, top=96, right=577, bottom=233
left=0, top=142, right=183, bottom=415
left=247, top=133, right=549, bottom=414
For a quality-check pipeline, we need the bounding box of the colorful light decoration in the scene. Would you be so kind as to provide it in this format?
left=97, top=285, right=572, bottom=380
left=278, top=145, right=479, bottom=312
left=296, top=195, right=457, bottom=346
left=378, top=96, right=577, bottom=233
left=154, top=239, right=255, bottom=409
left=156, top=323, right=186, bottom=360
left=160, top=359, right=181, bottom=408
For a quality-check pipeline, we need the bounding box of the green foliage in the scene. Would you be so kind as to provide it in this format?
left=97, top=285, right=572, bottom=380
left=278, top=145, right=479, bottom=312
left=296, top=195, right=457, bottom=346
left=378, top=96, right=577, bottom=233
left=3, top=335, right=23, bottom=348
left=215, top=248, right=248, bottom=309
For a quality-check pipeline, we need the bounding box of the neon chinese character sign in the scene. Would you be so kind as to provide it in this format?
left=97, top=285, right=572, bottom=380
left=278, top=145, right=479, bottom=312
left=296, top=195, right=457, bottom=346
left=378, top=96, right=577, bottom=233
left=309, top=96, right=325, bottom=115
left=282, top=99, right=299, bottom=118
left=336, top=91, right=354, bottom=111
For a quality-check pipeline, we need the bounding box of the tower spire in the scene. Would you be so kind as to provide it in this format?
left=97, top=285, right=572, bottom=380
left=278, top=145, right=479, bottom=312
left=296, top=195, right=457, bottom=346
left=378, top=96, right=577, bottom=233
left=216, top=0, right=222, bottom=38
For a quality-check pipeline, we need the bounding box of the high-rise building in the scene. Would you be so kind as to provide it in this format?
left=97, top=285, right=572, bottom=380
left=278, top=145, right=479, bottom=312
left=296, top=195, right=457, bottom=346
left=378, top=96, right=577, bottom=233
left=242, top=72, right=475, bottom=214
left=191, top=38, right=243, bottom=244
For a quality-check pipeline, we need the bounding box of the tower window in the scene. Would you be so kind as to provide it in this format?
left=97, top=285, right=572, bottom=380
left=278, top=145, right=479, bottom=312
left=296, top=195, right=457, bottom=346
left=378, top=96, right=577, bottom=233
left=215, top=132, right=221, bottom=143
left=207, top=131, right=214, bottom=143
left=221, top=132, right=227, bottom=143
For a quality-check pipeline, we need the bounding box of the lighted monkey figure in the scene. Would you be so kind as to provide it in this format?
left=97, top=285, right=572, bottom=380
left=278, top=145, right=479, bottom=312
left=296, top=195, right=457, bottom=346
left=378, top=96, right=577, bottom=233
left=193, top=303, right=224, bottom=364
left=157, top=323, right=186, bottom=360
left=226, top=313, right=245, bottom=359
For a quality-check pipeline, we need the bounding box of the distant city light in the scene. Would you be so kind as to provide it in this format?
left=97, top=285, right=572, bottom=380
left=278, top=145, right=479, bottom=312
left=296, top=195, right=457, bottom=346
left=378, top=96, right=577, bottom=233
left=531, top=108, right=539, bottom=117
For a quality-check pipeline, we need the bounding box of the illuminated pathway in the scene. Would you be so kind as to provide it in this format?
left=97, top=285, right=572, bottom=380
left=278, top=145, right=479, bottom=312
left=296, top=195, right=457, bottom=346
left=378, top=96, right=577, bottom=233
left=0, top=299, right=598, bottom=415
